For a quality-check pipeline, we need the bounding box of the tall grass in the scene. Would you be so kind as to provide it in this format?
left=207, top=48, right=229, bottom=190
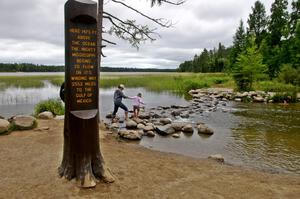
left=100, top=73, right=232, bottom=94
left=34, top=99, right=65, bottom=116
left=0, top=75, right=64, bottom=90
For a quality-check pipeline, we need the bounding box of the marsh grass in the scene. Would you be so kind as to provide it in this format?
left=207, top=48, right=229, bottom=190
left=0, top=75, right=64, bottom=90
left=0, top=73, right=299, bottom=96
left=100, top=73, right=232, bottom=94
left=34, top=99, right=65, bottom=116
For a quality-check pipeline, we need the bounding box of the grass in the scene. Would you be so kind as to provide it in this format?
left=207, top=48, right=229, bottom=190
left=0, top=75, right=64, bottom=90
left=34, top=99, right=65, bottom=116
left=0, top=72, right=299, bottom=96
left=100, top=73, right=232, bottom=94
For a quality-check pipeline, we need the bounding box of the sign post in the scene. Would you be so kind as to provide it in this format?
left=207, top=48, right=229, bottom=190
left=59, top=0, right=113, bottom=188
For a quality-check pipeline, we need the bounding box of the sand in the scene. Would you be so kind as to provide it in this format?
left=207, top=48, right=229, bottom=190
left=0, top=119, right=299, bottom=199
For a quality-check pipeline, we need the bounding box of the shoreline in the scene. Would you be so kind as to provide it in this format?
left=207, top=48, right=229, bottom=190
left=0, top=119, right=299, bottom=198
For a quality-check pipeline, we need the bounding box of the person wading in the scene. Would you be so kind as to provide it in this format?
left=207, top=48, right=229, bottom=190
left=112, top=84, right=131, bottom=121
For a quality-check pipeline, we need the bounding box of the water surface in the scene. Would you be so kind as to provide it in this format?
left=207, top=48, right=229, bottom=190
left=0, top=83, right=299, bottom=174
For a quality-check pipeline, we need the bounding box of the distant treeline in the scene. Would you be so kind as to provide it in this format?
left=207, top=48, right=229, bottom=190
left=0, top=63, right=176, bottom=73
left=100, top=66, right=176, bottom=72
left=0, top=63, right=64, bottom=72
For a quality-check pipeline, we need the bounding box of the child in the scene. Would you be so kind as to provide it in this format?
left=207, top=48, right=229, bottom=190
left=132, top=93, right=145, bottom=118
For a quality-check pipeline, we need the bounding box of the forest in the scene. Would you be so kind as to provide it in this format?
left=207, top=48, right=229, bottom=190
left=178, top=0, right=299, bottom=90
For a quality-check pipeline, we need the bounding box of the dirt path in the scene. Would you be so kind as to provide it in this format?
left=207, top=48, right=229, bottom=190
left=0, top=119, right=299, bottom=199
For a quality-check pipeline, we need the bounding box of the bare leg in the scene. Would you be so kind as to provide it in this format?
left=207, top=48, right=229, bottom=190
left=125, top=111, right=128, bottom=120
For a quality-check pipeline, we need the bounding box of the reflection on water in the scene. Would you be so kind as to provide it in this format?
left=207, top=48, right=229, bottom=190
left=228, top=103, right=300, bottom=173
left=0, top=83, right=299, bottom=174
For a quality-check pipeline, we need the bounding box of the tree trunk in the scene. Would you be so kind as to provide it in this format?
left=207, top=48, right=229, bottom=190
left=58, top=0, right=114, bottom=188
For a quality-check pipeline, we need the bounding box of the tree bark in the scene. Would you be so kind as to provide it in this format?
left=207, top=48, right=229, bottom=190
left=58, top=0, right=114, bottom=188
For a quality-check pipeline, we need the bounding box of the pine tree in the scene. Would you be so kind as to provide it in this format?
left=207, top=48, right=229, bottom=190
left=269, top=0, right=289, bottom=46
left=290, top=0, right=300, bottom=35
left=247, top=1, right=268, bottom=46
left=230, top=20, right=247, bottom=68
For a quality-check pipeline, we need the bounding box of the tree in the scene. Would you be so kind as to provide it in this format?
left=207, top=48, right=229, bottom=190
left=58, top=0, right=184, bottom=187
left=232, top=36, right=267, bottom=91
left=290, top=20, right=300, bottom=68
left=247, top=1, right=268, bottom=46
left=268, top=0, right=289, bottom=46
left=230, top=20, right=247, bottom=68
left=290, top=0, right=300, bottom=35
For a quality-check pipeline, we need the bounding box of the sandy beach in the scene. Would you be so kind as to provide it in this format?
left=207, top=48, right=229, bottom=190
left=0, top=119, right=299, bottom=199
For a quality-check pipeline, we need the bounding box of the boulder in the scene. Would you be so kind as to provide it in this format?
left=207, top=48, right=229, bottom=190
left=151, top=113, right=161, bottom=118
left=182, top=124, right=194, bottom=133
left=118, top=130, right=143, bottom=140
left=170, top=123, right=185, bottom=131
left=110, top=123, right=119, bottom=129
left=234, top=98, right=242, bottom=102
left=37, top=111, right=54, bottom=119
left=145, top=131, right=155, bottom=137
left=54, top=115, right=64, bottom=120
left=137, top=123, right=145, bottom=129
left=12, top=115, right=37, bottom=130
left=132, top=117, right=144, bottom=124
left=197, top=124, right=214, bottom=135
left=161, top=124, right=176, bottom=135
left=208, top=154, right=224, bottom=163
left=159, top=118, right=172, bottom=125
left=139, top=113, right=151, bottom=119
left=125, top=120, right=137, bottom=129
left=143, top=125, right=154, bottom=132
left=0, top=119, right=10, bottom=134
left=171, top=110, right=181, bottom=117
left=172, top=133, right=180, bottom=138
left=180, top=113, right=189, bottom=118
left=253, top=96, right=265, bottom=103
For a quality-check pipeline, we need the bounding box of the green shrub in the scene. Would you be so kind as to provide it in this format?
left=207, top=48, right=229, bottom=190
left=34, top=99, right=65, bottom=116
left=271, top=91, right=298, bottom=103
left=278, top=64, right=300, bottom=86
left=183, top=80, right=208, bottom=92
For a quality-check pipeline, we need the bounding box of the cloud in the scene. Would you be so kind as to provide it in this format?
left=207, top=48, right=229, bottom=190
left=0, top=0, right=279, bottom=69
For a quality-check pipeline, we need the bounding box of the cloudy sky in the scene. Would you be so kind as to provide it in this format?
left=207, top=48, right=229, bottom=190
left=0, top=0, right=284, bottom=69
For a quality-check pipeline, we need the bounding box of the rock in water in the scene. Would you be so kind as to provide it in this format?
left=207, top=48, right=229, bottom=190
left=12, top=115, right=37, bottom=130
left=137, top=123, right=145, bottom=129
left=118, top=130, right=143, bottom=140
left=172, top=133, right=180, bottom=138
left=145, top=131, right=155, bottom=137
left=143, top=125, right=154, bottom=132
left=125, top=120, right=137, bottom=129
left=132, top=117, right=144, bottom=124
left=0, top=119, right=10, bottom=134
left=171, top=123, right=185, bottom=131
left=197, top=124, right=214, bottom=135
left=208, top=154, right=224, bottom=163
left=159, top=118, right=172, bottom=125
left=182, top=124, right=194, bottom=133
left=110, top=123, right=119, bottom=130
left=38, top=111, right=54, bottom=119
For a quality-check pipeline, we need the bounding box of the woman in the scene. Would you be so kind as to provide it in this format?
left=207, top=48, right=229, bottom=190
left=112, top=84, right=131, bottom=120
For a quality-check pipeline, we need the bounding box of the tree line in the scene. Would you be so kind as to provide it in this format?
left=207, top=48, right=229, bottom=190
left=0, top=63, right=176, bottom=73
left=0, top=63, right=64, bottom=72
left=178, top=0, right=300, bottom=90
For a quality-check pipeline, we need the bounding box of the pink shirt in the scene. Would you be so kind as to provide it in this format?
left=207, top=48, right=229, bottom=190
left=132, top=96, right=145, bottom=107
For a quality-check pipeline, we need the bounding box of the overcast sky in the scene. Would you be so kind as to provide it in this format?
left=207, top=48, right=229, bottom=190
left=0, top=0, right=288, bottom=69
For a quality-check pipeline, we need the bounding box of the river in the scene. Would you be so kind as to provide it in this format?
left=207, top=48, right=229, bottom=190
left=0, top=81, right=299, bottom=174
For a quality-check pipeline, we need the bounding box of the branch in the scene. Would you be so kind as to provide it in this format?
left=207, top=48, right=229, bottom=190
left=111, top=0, right=172, bottom=28
left=102, top=39, right=117, bottom=45
left=103, top=13, right=159, bottom=48
left=150, top=0, right=185, bottom=7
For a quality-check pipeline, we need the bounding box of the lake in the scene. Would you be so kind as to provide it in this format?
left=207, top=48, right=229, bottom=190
left=0, top=80, right=299, bottom=174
